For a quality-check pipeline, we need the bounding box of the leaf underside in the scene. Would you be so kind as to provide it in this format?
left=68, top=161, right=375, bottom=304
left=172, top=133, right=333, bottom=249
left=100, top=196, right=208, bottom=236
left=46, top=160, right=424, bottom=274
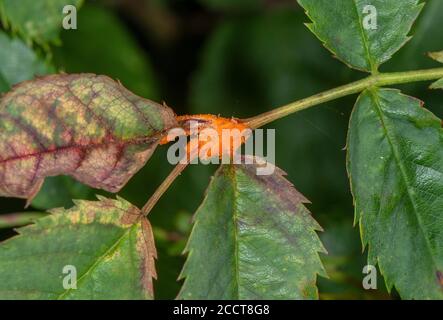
left=0, top=73, right=177, bottom=202
left=297, top=0, right=423, bottom=72
left=0, top=196, right=157, bottom=299
left=347, top=88, right=443, bottom=299
left=179, top=158, right=326, bottom=299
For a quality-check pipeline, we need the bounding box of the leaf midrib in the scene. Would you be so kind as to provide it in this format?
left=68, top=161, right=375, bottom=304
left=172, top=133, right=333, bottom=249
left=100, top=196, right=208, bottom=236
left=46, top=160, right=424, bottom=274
left=56, top=224, right=137, bottom=300
left=351, top=0, right=377, bottom=73
left=368, top=88, right=438, bottom=272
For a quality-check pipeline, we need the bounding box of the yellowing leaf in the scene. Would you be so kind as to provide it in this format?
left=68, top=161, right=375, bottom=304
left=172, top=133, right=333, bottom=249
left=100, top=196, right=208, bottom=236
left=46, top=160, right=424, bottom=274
left=0, top=196, right=157, bottom=299
left=0, top=73, right=177, bottom=203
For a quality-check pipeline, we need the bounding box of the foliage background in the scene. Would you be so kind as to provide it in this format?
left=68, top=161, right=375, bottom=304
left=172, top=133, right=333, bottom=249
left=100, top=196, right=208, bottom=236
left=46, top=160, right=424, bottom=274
left=1, top=0, right=442, bottom=299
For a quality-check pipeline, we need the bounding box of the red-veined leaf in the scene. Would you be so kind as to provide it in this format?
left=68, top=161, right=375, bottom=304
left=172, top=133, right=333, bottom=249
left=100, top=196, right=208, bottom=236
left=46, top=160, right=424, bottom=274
left=0, top=73, right=177, bottom=203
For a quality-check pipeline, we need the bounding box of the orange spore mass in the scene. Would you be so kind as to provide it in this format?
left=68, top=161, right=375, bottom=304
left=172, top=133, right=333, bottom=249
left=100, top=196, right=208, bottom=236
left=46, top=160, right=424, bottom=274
left=159, top=114, right=251, bottom=161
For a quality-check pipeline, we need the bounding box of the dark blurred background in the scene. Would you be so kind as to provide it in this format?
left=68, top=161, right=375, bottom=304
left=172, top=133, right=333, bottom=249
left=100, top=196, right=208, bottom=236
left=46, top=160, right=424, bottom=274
left=1, top=0, right=443, bottom=299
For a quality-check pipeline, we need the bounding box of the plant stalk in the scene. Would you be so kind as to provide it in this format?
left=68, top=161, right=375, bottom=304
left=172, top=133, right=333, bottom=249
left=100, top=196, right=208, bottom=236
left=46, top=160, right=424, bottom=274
left=244, top=67, right=443, bottom=128
left=142, top=67, right=443, bottom=215
left=142, top=162, right=189, bottom=216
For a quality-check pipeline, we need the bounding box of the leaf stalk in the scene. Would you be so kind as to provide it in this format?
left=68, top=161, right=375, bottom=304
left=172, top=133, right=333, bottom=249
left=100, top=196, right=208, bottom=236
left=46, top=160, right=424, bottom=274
left=244, top=67, right=443, bottom=128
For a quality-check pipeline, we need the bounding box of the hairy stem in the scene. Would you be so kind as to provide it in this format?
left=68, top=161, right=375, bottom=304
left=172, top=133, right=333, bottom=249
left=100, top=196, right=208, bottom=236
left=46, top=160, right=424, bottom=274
left=244, top=67, right=443, bottom=128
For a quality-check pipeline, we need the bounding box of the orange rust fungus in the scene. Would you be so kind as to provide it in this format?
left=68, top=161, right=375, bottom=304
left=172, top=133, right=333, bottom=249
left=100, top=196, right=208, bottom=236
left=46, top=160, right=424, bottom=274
left=160, top=114, right=252, bottom=161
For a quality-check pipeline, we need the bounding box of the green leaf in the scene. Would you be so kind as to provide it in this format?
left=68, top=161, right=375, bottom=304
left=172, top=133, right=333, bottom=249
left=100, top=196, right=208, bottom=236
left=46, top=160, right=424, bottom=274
left=0, top=0, right=83, bottom=46
left=0, top=196, right=157, bottom=299
left=297, top=0, right=423, bottom=72
left=428, top=51, right=443, bottom=89
left=179, top=159, right=326, bottom=299
left=0, top=73, right=177, bottom=203
left=429, top=50, right=443, bottom=63
left=384, top=0, right=443, bottom=73
left=347, top=88, right=443, bottom=299
left=430, top=78, right=443, bottom=89
left=0, top=31, right=53, bottom=93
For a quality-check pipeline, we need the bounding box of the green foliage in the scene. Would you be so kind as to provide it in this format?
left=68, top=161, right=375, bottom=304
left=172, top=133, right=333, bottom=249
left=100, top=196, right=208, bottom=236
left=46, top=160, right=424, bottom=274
left=430, top=78, right=443, bottom=89
left=0, top=0, right=442, bottom=301
left=297, top=0, right=423, bottom=72
left=0, top=31, right=53, bottom=92
left=0, top=197, right=157, bottom=299
left=179, top=161, right=326, bottom=299
left=0, top=0, right=83, bottom=46
left=317, top=216, right=390, bottom=300
left=347, top=88, right=443, bottom=299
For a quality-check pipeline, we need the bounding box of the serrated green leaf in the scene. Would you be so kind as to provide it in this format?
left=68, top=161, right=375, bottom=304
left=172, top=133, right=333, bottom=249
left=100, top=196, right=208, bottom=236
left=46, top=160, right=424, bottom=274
left=347, top=88, right=443, bottom=299
left=0, top=197, right=157, bottom=299
left=0, top=0, right=83, bottom=46
left=297, top=0, right=423, bottom=72
left=179, top=159, right=326, bottom=299
left=0, top=31, right=53, bottom=93
left=0, top=73, right=177, bottom=203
